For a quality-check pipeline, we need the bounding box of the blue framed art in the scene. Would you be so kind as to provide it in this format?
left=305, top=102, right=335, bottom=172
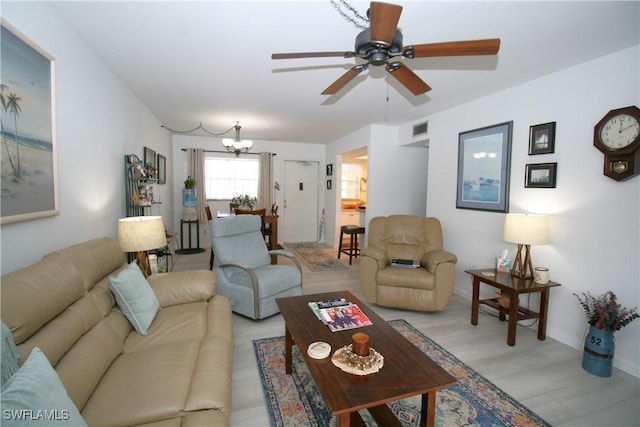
left=456, top=121, right=512, bottom=213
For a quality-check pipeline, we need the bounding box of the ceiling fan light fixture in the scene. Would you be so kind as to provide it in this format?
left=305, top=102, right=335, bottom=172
left=355, top=28, right=403, bottom=58
left=271, top=1, right=500, bottom=98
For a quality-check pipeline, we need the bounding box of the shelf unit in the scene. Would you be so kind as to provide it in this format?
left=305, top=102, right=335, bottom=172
left=123, top=154, right=173, bottom=271
left=124, top=154, right=158, bottom=217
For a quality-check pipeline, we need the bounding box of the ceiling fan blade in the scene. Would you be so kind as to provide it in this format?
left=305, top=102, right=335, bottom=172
left=321, top=65, right=367, bottom=95
left=272, top=51, right=355, bottom=60
left=386, top=63, right=431, bottom=95
left=369, top=2, right=403, bottom=45
left=405, top=39, right=501, bottom=58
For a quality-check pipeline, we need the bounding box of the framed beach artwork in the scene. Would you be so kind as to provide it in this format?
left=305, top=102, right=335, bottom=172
left=456, top=121, right=513, bottom=213
left=1, top=20, right=58, bottom=224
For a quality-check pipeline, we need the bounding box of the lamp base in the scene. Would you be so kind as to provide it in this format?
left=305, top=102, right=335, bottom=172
left=135, top=251, right=151, bottom=277
left=511, top=244, right=534, bottom=280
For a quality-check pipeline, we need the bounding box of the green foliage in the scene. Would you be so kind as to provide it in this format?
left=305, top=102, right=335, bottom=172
left=574, top=291, right=639, bottom=332
left=231, top=194, right=257, bottom=209
left=184, top=176, right=195, bottom=188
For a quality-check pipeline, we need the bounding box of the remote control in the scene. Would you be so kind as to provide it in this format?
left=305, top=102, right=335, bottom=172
left=317, top=299, right=349, bottom=309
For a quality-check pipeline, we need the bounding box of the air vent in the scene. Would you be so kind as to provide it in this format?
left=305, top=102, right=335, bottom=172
left=413, top=121, right=428, bottom=137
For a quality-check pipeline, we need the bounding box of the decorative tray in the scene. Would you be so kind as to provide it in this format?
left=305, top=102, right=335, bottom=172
left=331, top=344, right=384, bottom=375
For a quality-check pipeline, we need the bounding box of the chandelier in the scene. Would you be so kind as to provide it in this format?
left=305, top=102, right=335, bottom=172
left=161, top=121, right=253, bottom=156
left=222, top=122, right=253, bottom=156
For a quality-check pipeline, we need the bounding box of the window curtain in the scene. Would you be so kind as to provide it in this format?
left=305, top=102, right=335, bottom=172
left=258, top=152, right=274, bottom=211
left=187, top=148, right=207, bottom=223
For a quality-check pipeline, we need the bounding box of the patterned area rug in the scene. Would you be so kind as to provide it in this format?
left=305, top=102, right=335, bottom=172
left=254, top=319, right=551, bottom=427
left=284, top=242, right=348, bottom=272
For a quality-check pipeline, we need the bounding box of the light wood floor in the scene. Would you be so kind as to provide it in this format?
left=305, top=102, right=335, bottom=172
left=172, top=244, right=639, bottom=427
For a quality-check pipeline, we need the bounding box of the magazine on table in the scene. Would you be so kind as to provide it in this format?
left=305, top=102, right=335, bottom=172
left=317, top=304, right=373, bottom=332
left=308, top=298, right=349, bottom=324
left=307, top=299, right=372, bottom=331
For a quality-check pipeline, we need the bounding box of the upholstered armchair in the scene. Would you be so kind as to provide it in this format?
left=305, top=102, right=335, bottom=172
left=360, top=215, right=457, bottom=312
left=210, top=215, right=302, bottom=319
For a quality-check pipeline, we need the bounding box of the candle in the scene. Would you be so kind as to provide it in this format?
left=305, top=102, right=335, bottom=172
left=534, top=267, right=550, bottom=285
left=352, top=332, right=370, bottom=357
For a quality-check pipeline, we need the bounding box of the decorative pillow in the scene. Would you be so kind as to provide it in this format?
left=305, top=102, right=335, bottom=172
left=1, top=320, right=20, bottom=386
left=108, top=261, right=159, bottom=335
left=0, top=347, right=87, bottom=426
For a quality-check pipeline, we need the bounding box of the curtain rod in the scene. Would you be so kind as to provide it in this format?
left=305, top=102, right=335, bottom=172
left=180, top=149, right=275, bottom=156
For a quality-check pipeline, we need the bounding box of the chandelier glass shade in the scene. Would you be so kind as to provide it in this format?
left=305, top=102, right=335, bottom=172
left=222, top=124, right=253, bottom=155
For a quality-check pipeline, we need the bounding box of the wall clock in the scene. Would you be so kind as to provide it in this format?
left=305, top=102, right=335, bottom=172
left=594, top=105, right=640, bottom=181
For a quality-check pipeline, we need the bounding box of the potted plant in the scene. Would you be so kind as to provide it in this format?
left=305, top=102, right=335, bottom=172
left=182, top=177, right=197, bottom=218
left=231, top=194, right=257, bottom=209
left=184, top=176, right=196, bottom=189
left=574, top=291, right=639, bottom=377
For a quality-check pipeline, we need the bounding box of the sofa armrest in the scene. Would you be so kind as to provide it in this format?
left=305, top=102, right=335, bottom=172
left=361, top=246, right=389, bottom=269
left=420, top=250, right=458, bottom=273
left=147, top=270, right=216, bottom=308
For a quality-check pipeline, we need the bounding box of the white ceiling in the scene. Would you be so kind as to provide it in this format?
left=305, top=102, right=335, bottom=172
left=50, top=1, right=639, bottom=144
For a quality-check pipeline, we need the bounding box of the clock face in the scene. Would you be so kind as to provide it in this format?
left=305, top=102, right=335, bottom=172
left=598, top=113, right=640, bottom=150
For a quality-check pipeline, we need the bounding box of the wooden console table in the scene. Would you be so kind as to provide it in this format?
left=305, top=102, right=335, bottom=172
left=465, top=269, right=561, bottom=346
left=263, top=215, right=278, bottom=264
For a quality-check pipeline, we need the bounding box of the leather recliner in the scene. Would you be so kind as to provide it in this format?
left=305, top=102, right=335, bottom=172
left=360, top=215, right=457, bottom=312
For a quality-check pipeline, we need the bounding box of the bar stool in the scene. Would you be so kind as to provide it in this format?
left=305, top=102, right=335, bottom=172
left=338, top=225, right=365, bottom=265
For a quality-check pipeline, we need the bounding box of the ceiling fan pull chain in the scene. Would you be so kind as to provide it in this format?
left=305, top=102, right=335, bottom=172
left=333, top=0, right=369, bottom=28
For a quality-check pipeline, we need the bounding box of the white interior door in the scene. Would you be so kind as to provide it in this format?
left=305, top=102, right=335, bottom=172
left=282, top=160, right=319, bottom=242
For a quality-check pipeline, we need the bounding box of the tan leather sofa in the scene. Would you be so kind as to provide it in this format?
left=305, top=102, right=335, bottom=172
left=360, top=215, right=457, bottom=312
left=1, top=237, right=233, bottom=426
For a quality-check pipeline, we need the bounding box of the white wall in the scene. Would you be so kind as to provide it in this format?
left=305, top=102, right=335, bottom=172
left=1, top=3, right=172, bottom=274
left=325, top=124, right=429, bottom=247
left=426, top=46, right=640, bottom=376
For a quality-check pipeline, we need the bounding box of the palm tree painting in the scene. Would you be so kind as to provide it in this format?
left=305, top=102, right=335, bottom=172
left=1, top=21, right=58, bottom=224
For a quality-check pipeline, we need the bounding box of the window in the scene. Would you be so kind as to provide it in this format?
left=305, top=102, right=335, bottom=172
left=341, top=163, right=361, bottom=199
left=204, top=154, right=259, bottom=200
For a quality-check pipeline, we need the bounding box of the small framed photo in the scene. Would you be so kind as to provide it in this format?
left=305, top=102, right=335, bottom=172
left=326, top=164, right=333, bottom=176
left=525, top=163, right=557, bottom=188
left=326, top=179, right=332, bottom=190
left=529, top=122, right=556, bottom=155
left=143, top=146, right=156, bottom=177
left=156, top=154, right=166, bottom=184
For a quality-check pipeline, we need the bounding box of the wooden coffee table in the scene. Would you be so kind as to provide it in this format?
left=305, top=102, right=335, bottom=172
left=276, top=290, right=455, bottom=427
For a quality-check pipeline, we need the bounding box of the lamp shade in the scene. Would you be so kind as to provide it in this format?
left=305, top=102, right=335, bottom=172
left=503, top=213, right=549, bottom=245
left=118, top=216, right=167, bottom=252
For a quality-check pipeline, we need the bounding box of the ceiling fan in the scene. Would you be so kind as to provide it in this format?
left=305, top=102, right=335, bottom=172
left=271, top=1, right=500, bottom=96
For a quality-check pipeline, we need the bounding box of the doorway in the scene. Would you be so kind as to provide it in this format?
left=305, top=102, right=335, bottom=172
left=282, top=160, right=319, bottom=242
left=336, top=147, right=368, bottom=245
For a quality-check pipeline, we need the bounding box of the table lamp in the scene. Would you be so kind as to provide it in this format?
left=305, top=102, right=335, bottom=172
left=118, top=216, right=167, bottom=277
left=503, top=213, right=549, bottom=280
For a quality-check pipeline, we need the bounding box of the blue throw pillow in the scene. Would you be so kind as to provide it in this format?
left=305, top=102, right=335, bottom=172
left=108, top=261, right=159, bottom=335
left=1, top=320, right=20, bottom=386
left=0, top=347, right=87, bottom=426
